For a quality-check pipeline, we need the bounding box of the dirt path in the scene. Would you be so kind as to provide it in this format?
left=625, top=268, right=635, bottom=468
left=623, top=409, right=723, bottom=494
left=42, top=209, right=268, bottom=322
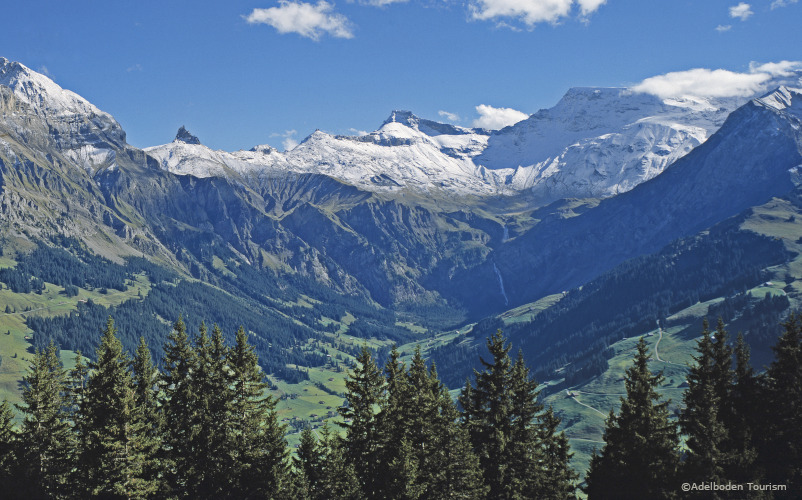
left=654, top=322, right=683, bottom=366
left=568, top=392, right=607, bottom=418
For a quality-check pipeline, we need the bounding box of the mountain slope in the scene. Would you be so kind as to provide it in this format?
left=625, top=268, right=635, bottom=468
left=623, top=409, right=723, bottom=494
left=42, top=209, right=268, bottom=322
left=447, top=86, right=802, bottom=314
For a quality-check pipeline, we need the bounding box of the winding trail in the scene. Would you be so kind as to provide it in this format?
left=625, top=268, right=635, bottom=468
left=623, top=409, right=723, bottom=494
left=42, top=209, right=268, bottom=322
left=568, top=392, right=607, bottom=417
left=654, top=322, right=683, bottom=366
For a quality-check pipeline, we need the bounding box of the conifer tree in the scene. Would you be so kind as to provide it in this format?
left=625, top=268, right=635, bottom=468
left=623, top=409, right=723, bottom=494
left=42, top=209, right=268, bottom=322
left=460, top=331, right=514, bottom=498
left=539, top=407, right=578, bottom=500
left=506, top=350, right=545, bottom=497
left=191, top=322, right=234, bottom=497
left=161, top=316, right=199, bottom=497
left=67, top=350, right=90, bottom=491
left=727, top=333, right=761, bottom=486
left=759, top=313, right=802, bottom=493
left=0, top=400, right=19, bottom=493
left=680, top=320, right=728, bottom=490
left=227, top=325, right=291, bottom=498
left=77, top=317, right=157, bottom=498
left=16, top=341, right=73, bottom=499
left=430, top=383, right=487, bottom=500
left=313, top=423, right=363, bottom=500
left=131, top=335, right=164, bottom=495
left=294, top=427, right=321, bottom=499
left=461, top=331, right=562, bottom=499
left=374, top=346, right=412, bottom=498
left=339, top=345, right=385, bottom=497
left=584, top=337, right=679, bottom=500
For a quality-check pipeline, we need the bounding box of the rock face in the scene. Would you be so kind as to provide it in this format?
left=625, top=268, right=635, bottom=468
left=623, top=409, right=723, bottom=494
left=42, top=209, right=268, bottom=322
left=175, top=126, right=201, bottom=145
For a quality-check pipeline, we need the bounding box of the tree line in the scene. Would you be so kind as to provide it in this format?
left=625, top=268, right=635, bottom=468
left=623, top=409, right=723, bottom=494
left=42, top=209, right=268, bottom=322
left=1, top=313, right=801, bottom=498
left=585, top=317, right=802, bottom=499
left=0, top=320, right=576, bottom=499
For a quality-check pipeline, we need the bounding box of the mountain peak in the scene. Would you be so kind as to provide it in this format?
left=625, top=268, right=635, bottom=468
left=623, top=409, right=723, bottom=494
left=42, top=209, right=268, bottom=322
left=755, top=86, right=802, bottom=116
left=383, top=110, right=419, bottom=127
left=175, top=126, right=201, bottom=145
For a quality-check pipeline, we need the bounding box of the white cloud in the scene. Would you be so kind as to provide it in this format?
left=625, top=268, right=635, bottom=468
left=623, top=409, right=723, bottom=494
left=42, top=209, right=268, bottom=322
left=127, top=63, right=143, bottom=72
left=37, top=66, right=53, bottom=78
left=358, top=0, right=408, bottom=6
left=749, top=60, right=802, bottom=77
left=631, top=68, right=769, bottom=99
left=245, top=1, right=354, bottom=40
left=472, top=104, right=528, bottom=129
left=729, top=2, right=753, bottom=20
left=348, top=128, right=369, bottom=136
left=271, top=130, right=300, bottom=151
left=469, top=0, right=603, bottom=27
left=577, top=0, right=606, bottom=16
left=771, top=0, right=798, bottom=9
left=630, top=61, right=802, bottom=99
left=438, top=110, right=460, bottom=122
left=715, top=24, right=732, bottom=32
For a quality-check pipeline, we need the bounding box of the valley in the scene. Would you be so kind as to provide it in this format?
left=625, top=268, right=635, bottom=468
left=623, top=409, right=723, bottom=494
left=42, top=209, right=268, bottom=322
left=1, top=57, right=802, bottom=488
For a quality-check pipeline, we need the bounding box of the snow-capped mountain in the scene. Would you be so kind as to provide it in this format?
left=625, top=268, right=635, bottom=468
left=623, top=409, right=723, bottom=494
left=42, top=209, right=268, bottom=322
left=146, top=73, right=802, bottom=205
left=3, top=57, right=801, bottom=207
left=0, top=58, right=125, bottom=172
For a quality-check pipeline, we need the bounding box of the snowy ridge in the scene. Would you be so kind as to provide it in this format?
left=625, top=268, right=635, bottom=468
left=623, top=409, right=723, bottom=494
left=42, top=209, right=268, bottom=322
left=0, top=58, right=126, bottom=173
left=144, top=87, right=763, bottom=202
left=5, top=59, right=802, bottom=203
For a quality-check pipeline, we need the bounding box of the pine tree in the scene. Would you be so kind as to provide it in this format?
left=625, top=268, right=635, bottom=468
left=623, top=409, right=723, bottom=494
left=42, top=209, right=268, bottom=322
left=161, top=316, right=199, bottom=497
left=131, top=335, right=164, bottom=495
left=67, top=350, right=90, bottom=491
left=726, top=333, right=761, bottom=486
left=430, top=383, right=487, bottom=500
left=77, top=316, right=157, bottom=498
left=314, top=423, right=363, bottom=500
left=759, top=313, right=802, bottom=493
left=539, top=407, right=578, bottom=500
left=460, top=331, right=514, bottom=498
left=228, top=325, right=291, bottom=498
left=16, top=341, right=73, bottom=499
left=339, top=345, right=385, bottom=497
left=584, top=337, right=679, bottom=500
left=506, top=350, right=545, bottom=498
left=191, top=322, right=234, bottom=497
left=680, top=320, right=728, bottom=491
left=374, top=346, right=412, bottom=498
left=294, top=427, right=321, bottom=499
left=0, top=400, right=20, bottom=493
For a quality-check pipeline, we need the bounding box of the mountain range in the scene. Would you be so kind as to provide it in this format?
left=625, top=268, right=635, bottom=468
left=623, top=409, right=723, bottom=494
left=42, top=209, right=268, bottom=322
left=2, top=56, right=802, bottom=391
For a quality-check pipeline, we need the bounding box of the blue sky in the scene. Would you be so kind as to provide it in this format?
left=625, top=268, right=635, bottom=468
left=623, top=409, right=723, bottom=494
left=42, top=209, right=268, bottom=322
left=2, top=0, right=800, bottom=151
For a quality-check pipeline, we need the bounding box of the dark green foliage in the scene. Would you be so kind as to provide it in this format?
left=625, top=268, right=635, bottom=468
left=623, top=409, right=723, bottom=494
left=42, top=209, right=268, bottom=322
left=680, top=320, right=729, bottom=490
left=0, top=238, right=128, bottom=293
left=538, top=407, right=578, bottom=500
left=300, top=424, right=363, bottom=500
left=339, top=346, right=385, bottom=497
left=130, top=336, right=163, bottom=494
left=757, top=314, right=802, bottom=495
left=16, top=341, right=74, bottom=499
left=584, top=337, right=679, bottom=500
left=375, top=347, right=486, bottom=499
left=432, top=229, right=789, bottom=388
left=460, top=331, right=576, bottom=499
left=75, top=317, right=157, bottom=498
left=227, top=326, right=292, bottom=498
left=161, top=316, right=198, bottom=496
left=0, top=400, right=19, bottom=493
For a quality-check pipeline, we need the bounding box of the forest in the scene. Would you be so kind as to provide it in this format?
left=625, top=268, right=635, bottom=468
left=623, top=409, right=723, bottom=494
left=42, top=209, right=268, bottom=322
left=430, top=225, right=790, bottom=389
left=0, top=312, right=800, bottom=499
